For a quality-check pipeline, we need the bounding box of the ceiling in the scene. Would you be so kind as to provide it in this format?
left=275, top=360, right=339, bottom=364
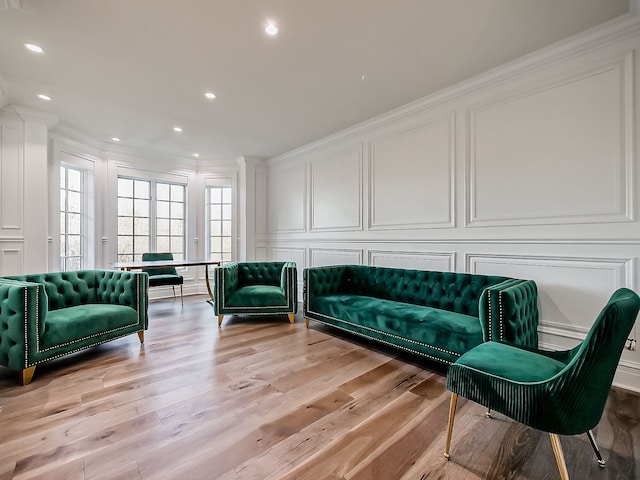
left=0, top=0, right=631, bottom=162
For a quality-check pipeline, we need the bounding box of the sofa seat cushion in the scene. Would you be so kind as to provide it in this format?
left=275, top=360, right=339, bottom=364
left=226, top=285, right=287, bottom=308
left=42, top=304, right=139, bottom=349
left=452, top=341, right=567, bottom=383
left=312, top=294, right=483, bottom=357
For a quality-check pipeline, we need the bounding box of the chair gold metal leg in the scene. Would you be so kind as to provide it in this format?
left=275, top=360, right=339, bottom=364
left=288, top=313, right=295, bottom=324
left=486, top=409, right=492, bottom=418
left=305, top=318, right=310, bottom=328
left=586, top=430, right=606, bottom=467
left=20, top=366, right=36, bottom=386
left=137, top=330, right=144, bottom=343
left=218, top=315, right=224, bottom=327
left=549, top=433, right=570, bottom=480
left=444, top=393, right=457, bottom=460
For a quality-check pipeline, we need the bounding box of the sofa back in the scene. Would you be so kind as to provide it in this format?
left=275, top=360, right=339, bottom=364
left=343, top=266, right=510, bottom=317
left=237, top=262, right=286, bottom=287
left=7, top=271, right=100, bottom=310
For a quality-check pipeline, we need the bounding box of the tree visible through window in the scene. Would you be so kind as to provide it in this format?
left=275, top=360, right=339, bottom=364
left=207, top=186, right=232, bottom=262
left=60, top=165, right=84, bottom=271
left=117, top=178, right=185, bottom=262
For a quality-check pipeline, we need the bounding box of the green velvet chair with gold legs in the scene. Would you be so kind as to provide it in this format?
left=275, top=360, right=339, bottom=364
left=444, top=287, right=640, bottom=480
left=142, top=252, right=183, bottom=304
left=214, top=262, right=297, bottom=326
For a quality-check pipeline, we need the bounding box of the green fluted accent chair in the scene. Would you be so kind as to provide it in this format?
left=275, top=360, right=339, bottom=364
left=142, top=252, right=183, bottom=304
left=214, top=262, right=297, bottom=326
left=444, top=288, right=640, bottom=480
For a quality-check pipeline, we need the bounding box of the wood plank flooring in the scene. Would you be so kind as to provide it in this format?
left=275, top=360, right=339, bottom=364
left=0, top=295, right=638, bottom=479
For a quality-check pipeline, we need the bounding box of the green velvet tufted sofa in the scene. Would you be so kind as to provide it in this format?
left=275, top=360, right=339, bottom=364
left=304, top=265, right=539, bottom=365
left=214, top=261, right=298, bottom=326
left=0, top=269, right=149, bottom=385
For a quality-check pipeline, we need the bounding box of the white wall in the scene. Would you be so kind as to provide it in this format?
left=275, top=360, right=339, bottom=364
left=0, top=118, right=244, bottom=300
left=264, top=14, right=640, bottom=391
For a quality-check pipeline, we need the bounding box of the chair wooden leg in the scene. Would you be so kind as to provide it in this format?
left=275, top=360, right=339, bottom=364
left=137, top=330, right=144, bottom=343
left=218, top=315, right=224, bottom=327
left=305, top=318, right=310, bottom=328
left=549, top=433, right=570, bottom=480
left=444, top=393, right=457, bottom=460
left=20, top=366, right=36, bottom=386
left=586, top=430, right=606, bottom=467
left=180, top=285, right=183, bottom=305
left=288, top=313, right=295, bottom=324
left=172, top=286, right=176, bottom=299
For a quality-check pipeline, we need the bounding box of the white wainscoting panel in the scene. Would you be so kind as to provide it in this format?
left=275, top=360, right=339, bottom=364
left=268, top=163, right=306, bottom=233
left=310, top=144, right=362, bottom=231
left=310, top=248, right=362, bottom=267
left=0, top=246, right=23, bottom=275
left=369, top=250, right=455, bottom=272
left=0, top=123, right=23, bottom=231
left=468, top=54, right=633, bottom=227
left=254, top=246, right=267, bottom=261
left=468, top=254, right=633, bottom=334
left=369, top=116, right=454, bottom=230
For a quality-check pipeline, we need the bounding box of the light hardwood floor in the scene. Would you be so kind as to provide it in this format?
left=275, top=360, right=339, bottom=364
left=0, top=295, right=638, bottom=480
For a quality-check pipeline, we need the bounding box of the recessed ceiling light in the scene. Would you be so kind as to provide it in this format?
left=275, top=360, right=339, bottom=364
left=173, top=126, right=183, bottom=133
left=24, top=42, right=44, bottom=54
left=204, top=92, right=216, bottom=100
left=265, top=22, right=278, bottom=36
left=37, top=94, right=52, bottom=101
left=111, top=137, right=121, bottom=142
left=193, top=153, right=200, bottom=158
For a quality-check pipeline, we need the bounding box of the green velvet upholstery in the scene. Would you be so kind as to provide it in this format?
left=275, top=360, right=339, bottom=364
left=214, top=262, right=298, bottom=322
left=0, top=270, right=149, bottom=384
left=304, top=265, right=539, bottom=364
left=445, top=288, right=640, bottom=477
left=142, top=253, right=183, bottom=302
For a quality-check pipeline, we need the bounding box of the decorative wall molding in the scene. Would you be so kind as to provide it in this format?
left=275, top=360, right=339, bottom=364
left=0, top=247, right=22, bottom=275
left=369, top=250, right=455, bottom=271
left=467, top=52, right=635, bottom=227
left=269, top=162, right=307, bottom=233
left=369, top=114, right=455, bottom=230
left=310, top=144, right=363, bottom=232
left=309, top=248, right=363, bottom=267
left=0, top=122, right=23, bottom=231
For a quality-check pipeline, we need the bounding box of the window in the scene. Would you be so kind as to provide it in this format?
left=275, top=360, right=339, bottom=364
left=117, top=178, right=185, bottom=262
left=60, top=165, right=85, bottom=271
left=206, top=185, right=232, bottom=262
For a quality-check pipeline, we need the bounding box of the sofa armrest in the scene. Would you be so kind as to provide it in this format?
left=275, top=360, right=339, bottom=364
left=0, top=279, right=47, bottom=371
left=479, top=279, right=539, bottom=348
left=96, top=270, right=149, bottom=329
left=280, top=262, right=298, bottom=303
left=213, top=263, right=239, bottom=315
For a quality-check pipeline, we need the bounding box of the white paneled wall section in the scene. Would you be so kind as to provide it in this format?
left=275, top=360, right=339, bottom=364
left=264, top=16, right=640, bottom=391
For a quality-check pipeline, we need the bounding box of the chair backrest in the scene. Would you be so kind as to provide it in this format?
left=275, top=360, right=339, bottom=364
left=141, top=252, right=179, bottom=277
left=549, top=288, right=640, bottom=434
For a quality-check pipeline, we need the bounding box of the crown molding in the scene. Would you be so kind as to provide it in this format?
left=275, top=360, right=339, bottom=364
left=269, top=12, right=640, bottom=165
left=7, top=104, right=58, bottom=127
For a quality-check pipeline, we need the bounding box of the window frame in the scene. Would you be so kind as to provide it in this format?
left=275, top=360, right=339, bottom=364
left=116, top=174, right=187, bottom=263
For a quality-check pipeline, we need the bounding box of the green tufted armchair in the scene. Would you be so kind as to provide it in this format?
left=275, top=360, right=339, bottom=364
left=0, top=270, right=148, bottom=384
left=444, top=288, right=640, bottom=479
left=214, top=262, right=298, bottom=326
